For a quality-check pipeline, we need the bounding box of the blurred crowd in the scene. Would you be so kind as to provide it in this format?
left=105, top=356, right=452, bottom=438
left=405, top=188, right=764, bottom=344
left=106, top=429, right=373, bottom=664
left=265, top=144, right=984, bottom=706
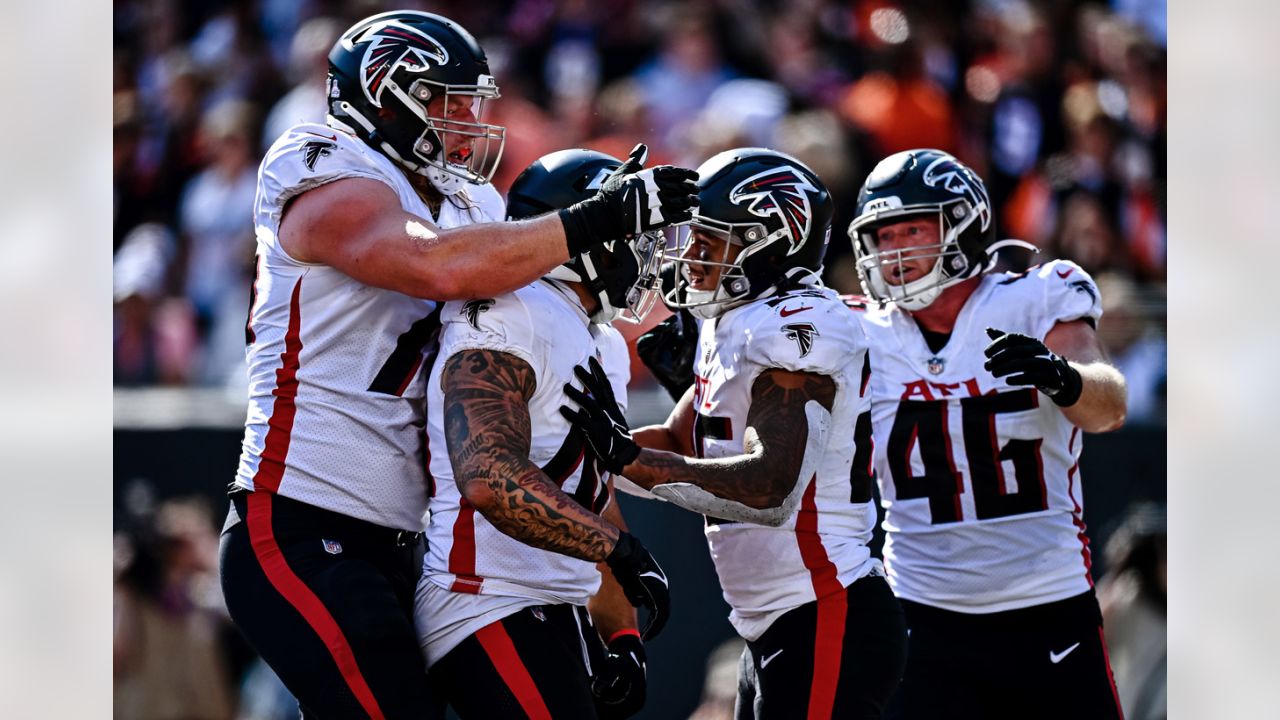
left=112, top=0, right=1166, bottom=417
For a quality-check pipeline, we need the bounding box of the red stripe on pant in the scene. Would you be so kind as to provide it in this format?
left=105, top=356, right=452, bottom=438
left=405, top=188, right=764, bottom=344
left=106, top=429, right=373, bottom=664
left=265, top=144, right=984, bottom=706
left=810, top=592, right=849, bottom=720
left=245, top=492, right=386, bottom=720
left=1098, top=626, right=1126, bottom=719
left=795, top=477, right=847, bottom=720
left=475, top=620, right=552, bottom=720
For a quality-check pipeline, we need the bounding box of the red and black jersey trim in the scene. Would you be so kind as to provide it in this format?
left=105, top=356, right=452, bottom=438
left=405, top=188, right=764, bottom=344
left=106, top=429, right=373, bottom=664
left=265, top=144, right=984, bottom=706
left=539, top=428, right=608, bottom=514
left=693, top=414, right=733, bottom=459
left=368, top=307, right=443, bottom=396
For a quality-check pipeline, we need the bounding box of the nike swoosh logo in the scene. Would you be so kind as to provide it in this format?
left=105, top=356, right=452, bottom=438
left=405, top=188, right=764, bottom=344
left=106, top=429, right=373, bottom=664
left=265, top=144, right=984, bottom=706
left=305, top=131, right=338, bottom=141
left=779, top=306, right=812, bottom=318
left=760, top=648, right=784, bottom=668
left=1056, top=267, right=1075, bottom=279
left=638, top=571, right=666, bottom=584
left=1049, top=642, right=1081, bottom=664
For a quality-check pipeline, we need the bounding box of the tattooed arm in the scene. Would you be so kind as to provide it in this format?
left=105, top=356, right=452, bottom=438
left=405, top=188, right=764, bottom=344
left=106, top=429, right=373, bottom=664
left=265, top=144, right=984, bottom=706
left=442, top=348, right=620, bottom=562
left=623, top=369, right=836, bottom=511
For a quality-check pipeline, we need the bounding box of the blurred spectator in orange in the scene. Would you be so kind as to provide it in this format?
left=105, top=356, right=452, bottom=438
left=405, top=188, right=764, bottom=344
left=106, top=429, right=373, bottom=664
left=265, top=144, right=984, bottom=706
left=114, top=497, right=235, bottom=720
left=1098, top=503, right=1167, bottom=720
left=838, top=39, right=954, bottom=157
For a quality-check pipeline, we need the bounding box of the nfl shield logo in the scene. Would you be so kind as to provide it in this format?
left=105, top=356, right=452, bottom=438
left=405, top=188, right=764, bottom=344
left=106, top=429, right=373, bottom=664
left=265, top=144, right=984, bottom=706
left=322, top=539, right=343, bottom=555
left=926, top=357, right=945, bottom=375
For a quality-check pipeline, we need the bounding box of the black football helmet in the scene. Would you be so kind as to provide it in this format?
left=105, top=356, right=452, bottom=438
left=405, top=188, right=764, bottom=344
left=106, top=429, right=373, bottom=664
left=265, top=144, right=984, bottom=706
left=507, top=149, right=663, bottom=324
left=847, top=148, right=1033, bottom=310
left=664, top=148, right=833, bottom=319
left=327, top=11, right=505, bottom=196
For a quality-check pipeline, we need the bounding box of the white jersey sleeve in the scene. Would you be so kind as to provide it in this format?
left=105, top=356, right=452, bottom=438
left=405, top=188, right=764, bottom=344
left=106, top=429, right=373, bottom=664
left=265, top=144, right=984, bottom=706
left=1034, top=259, right=1103, bottom=334
left=737, top=290, right=868, bottom=389
left=256, top=124, right=403, bottom=245
left=437, top=294, right=540, bottom=376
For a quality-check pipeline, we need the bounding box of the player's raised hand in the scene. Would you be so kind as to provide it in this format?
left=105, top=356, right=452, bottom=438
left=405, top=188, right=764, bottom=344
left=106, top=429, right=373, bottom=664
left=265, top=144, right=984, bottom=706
left=603, top=532, right=671, bottom=640
left=558, top=143, right=699, bottom=255
left=560, top=357, right=641, bottom=474
left=983, top=328, right=1083, bottom=406
left=592, top=632, right=647, bottom=718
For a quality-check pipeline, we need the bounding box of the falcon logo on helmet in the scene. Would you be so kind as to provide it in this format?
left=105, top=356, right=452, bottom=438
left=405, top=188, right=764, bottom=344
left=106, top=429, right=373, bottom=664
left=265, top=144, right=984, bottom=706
left=782, top=322, right=820, bottom=358
left=359, top=21, right=450, bottom=107
left=729, top=167, right=817, bottom=255
left=922, top=154, right=991, bottom=233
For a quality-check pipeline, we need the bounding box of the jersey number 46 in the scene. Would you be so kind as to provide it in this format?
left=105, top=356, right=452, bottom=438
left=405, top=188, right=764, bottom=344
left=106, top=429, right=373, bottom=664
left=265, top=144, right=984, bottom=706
left=887, top=389, right=1046, bottom=524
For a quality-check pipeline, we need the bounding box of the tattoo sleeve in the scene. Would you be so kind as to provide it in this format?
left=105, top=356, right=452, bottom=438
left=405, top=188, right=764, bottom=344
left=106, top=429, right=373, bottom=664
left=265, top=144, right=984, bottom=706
left=625, top=369, right=837, bottom=509
left=442, top=349, right=620, bottom=562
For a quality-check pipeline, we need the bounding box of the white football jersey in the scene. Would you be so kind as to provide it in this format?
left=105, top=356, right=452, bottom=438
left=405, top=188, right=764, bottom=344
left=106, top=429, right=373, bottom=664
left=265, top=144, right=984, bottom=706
left=419, top=279, right=627, bottom=659
left=854, top=259, right=1104, bottom=613
left=233, top=124, right=505, bottom=532
left=694, top=285, right=882, bottom=641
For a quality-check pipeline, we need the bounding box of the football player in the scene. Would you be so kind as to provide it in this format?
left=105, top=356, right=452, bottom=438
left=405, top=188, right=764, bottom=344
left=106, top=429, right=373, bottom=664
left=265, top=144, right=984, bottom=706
left=219, top=10, right=697, bottom=719
left=562, top=148, right=908, bottom=719
left=845, top=148, right=1128, bottom=719
left=416, top=149, right=670, bottom=719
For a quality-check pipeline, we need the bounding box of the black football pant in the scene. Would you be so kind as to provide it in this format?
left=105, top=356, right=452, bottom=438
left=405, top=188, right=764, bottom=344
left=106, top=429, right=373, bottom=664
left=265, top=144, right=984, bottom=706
left=736, top=574, right=908, bottom=719
left=219, top=491, right=441, bottom=720
left=429, top=603, right=605, bottom=719
left=887, top=589, right=1124, bottom=720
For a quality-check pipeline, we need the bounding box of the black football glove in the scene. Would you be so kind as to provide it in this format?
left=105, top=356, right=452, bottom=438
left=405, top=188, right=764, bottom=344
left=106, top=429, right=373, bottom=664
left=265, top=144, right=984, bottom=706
left=592, top=633, right=647, bottom=719
left=983, top=328, right=1083, bottom=407
left=636, top=306, right=697, bottom=402
left=560, top=356, right=641, bottom=474
left=603, top=532, right=670, bottom=640
left=558, top=143, right=700, bottom=257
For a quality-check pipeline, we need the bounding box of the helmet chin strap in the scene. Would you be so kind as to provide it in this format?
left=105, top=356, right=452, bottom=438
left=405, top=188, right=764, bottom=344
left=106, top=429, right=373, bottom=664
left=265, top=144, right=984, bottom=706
left=545, top=261, right=623, bottom=324
left=425, top=162, right=469, bottom=196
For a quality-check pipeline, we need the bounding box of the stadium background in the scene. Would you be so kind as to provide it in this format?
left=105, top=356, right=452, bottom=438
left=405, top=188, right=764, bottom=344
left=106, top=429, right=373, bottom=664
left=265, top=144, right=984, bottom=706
left=112, top=0, right=1167, bottom=718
